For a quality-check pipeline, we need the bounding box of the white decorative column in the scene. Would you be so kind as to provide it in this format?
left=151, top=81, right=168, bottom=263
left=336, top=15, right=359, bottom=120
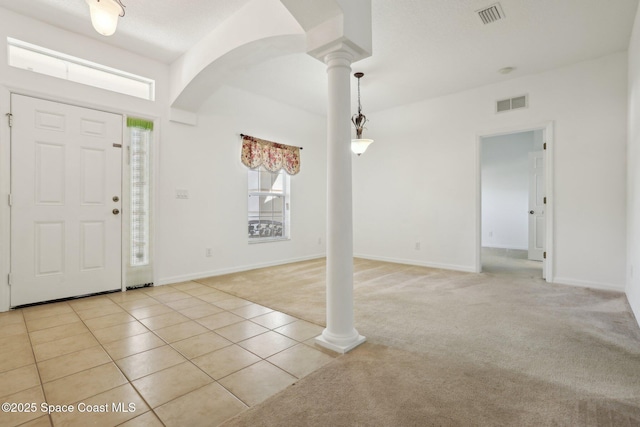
left=315, top=48, right=366, bottom=353
left=290, top=0, right=372, bottom=354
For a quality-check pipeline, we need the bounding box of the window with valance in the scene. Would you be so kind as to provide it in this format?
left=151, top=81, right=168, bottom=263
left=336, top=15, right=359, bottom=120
left=241, top=135, right=300, bottom=242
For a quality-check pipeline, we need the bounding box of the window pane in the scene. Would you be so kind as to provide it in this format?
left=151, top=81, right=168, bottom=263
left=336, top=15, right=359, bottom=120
left=272, top=173, right=284, bottom=192
left=275, top=222, right=284, bottom=237
left=130, top=126, right=151, bottom=266
left=260, top=196, right=273, bottom=213
left=248, top=217, right=260, bottom=238
left=248, top=167, right=289, bottom=240
left=248, top=170, right=259, bottom=192
left=7, top=38, right=155, bottom=101
left=9, top=44, right=67, bottom=78
left=248, top=195, right=259, bottom=216
left=260, top=171, right=272, bottom=191
left=272, top=196, right=283, bottom=214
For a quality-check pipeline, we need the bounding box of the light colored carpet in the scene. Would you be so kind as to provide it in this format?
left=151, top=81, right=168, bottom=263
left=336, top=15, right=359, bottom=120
left=195, top=255, right=640, bottom=426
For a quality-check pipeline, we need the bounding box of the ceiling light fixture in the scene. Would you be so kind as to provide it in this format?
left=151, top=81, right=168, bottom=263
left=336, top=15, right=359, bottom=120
left=351, top=72, right=373, bottom=156
left=85, top=0, right=125, bottom=36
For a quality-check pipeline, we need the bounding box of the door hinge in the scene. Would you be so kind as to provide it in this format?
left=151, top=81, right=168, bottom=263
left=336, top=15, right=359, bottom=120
left=7, top=194, right=12, bottom=206
left=7, top=273, right=12, bottom=286
left=543, top=196, right=546, bottom=204
left=543, top=142, right=547, bottom=150
left=543, top=251, right=547, bottom=259
left=6, top=113, right=13, bottom=127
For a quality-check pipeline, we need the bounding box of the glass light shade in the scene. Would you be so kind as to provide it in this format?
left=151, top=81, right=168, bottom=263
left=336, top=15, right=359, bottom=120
left=351, top=138, right=373, bottom=156
left=86, top=0, right=123, bottom=36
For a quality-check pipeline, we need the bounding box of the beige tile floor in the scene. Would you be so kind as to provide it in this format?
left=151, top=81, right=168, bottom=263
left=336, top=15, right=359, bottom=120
left=0, top=281, right=336, bottom=427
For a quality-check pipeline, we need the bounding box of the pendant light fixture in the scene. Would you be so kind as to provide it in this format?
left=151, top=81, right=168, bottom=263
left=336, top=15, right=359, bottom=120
left=351, top=72, right=373, bottom=156
left=85, top=0, right=126, bottom=36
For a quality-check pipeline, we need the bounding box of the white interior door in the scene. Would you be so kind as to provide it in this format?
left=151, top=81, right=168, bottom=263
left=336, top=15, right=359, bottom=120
left=528, top=151, right=545, bottom=262
left=10, top=94, right=122, bottom=306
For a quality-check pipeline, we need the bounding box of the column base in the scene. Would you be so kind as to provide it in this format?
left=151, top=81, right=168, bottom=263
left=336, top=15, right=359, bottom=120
left=314, top=333, right=366, bottom=354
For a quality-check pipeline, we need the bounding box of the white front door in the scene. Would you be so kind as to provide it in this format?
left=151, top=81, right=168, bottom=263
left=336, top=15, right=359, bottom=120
left=10, top=94, right=123, bottom=306
left=528, top=151, right=545, bottom=262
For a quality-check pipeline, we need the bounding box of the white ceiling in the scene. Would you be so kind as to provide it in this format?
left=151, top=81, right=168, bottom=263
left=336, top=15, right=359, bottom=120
left=0, top=0, right=637, bottom=115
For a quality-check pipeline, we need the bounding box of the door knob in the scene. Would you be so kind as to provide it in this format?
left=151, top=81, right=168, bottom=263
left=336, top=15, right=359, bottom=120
left=113, top=196, right=119, bottom=202
left=529, top=210, right=534, bottom=214
left=113, top=209, right=120, bottom=215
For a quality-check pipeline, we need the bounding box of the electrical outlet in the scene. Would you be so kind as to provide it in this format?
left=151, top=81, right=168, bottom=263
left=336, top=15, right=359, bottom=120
left=205, top=248, right=213, bottom=257
left=415, top=242, right=421, bottom=250
left=318, top=237, right=322, bottom=245
left=489, top=231, right=493, bottom=237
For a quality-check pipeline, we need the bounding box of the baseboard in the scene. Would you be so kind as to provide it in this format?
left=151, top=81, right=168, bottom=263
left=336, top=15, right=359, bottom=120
left=553, top=276, right=625, bottom=292
left=482, top=245, right=528, bottom=251
left=354, top=253, right=476, bottom=273
left=155, top=254, right=326, bottom=286
left=630, top=299, right=640, bottom=329
left=625, top=286, right=640, bottom=329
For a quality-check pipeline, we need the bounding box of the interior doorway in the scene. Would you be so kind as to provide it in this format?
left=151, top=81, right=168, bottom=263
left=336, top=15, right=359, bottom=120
left=477, top=124, right=553, bottom=280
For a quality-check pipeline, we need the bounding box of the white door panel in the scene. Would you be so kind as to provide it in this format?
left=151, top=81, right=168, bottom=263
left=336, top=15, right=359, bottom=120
left=80, top=221, right=106, bottom=271
left=35, top=221, right=65, bottom=275
left=11, top=94, right=122, bottom=306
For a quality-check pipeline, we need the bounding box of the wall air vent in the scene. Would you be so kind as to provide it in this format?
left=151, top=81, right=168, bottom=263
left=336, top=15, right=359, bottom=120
left=496, top=95, right=528, bottom=113
left=477, top=3, right=505, bottom=24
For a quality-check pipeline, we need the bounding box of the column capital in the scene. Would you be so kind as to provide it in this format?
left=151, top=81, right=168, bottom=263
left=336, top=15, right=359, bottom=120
left=314, top=42, right=362, bottom=66
left=303, top=0, right=372, bottom=64
left=323, top=50, right=354, bottom=73
left=324, top=48, right=354, bottom=64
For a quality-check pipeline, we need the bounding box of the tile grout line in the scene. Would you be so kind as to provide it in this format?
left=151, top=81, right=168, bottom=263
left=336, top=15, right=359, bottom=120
left=110, top=286, right=260, bottom=420
left=113, top=285, right=252, bottom=422
left=140, top=288, right=292, bottom=413
left=108, top=288, right=202, bottom=425
left=7, top=281, right=337, bottom=427
left=18, top=306, right=54, bottom=426
left=63, top=296, right=158, bottom=427
left=127, top=284, right=324, bottom=419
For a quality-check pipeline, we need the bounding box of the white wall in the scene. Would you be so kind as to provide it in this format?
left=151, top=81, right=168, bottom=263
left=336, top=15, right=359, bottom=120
left=354, top=52, right=628, bottom=290
left=627, top=5, right=640, bottom=325
left=0, top=7, right=327, bottom=311
left=481, top=131, right=536, bottom=250
left=155, top=85, right=326, bottom=284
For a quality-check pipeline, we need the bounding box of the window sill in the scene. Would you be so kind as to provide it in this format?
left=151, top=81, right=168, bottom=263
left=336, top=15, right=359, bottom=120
left=248, top=237, right=291, bottom=244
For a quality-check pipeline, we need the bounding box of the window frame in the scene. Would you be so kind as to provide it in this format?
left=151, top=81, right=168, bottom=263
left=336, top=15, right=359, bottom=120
left=124, top=118, right=155, bottom=289
left=7, top=37, right=155, bottom=101
left=129, top=126, right=151, bottom=266
left=247, top=167, right=290, bottom=243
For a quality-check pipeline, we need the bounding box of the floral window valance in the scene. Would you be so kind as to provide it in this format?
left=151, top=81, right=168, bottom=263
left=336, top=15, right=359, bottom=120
left=241, top=134, right=301, bottom=175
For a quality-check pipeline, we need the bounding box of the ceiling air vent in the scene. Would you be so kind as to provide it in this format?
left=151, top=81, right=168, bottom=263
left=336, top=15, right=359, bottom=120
left=477, top=3, right=505, bottom=24
left=496, top=95, right=528, bottom=113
